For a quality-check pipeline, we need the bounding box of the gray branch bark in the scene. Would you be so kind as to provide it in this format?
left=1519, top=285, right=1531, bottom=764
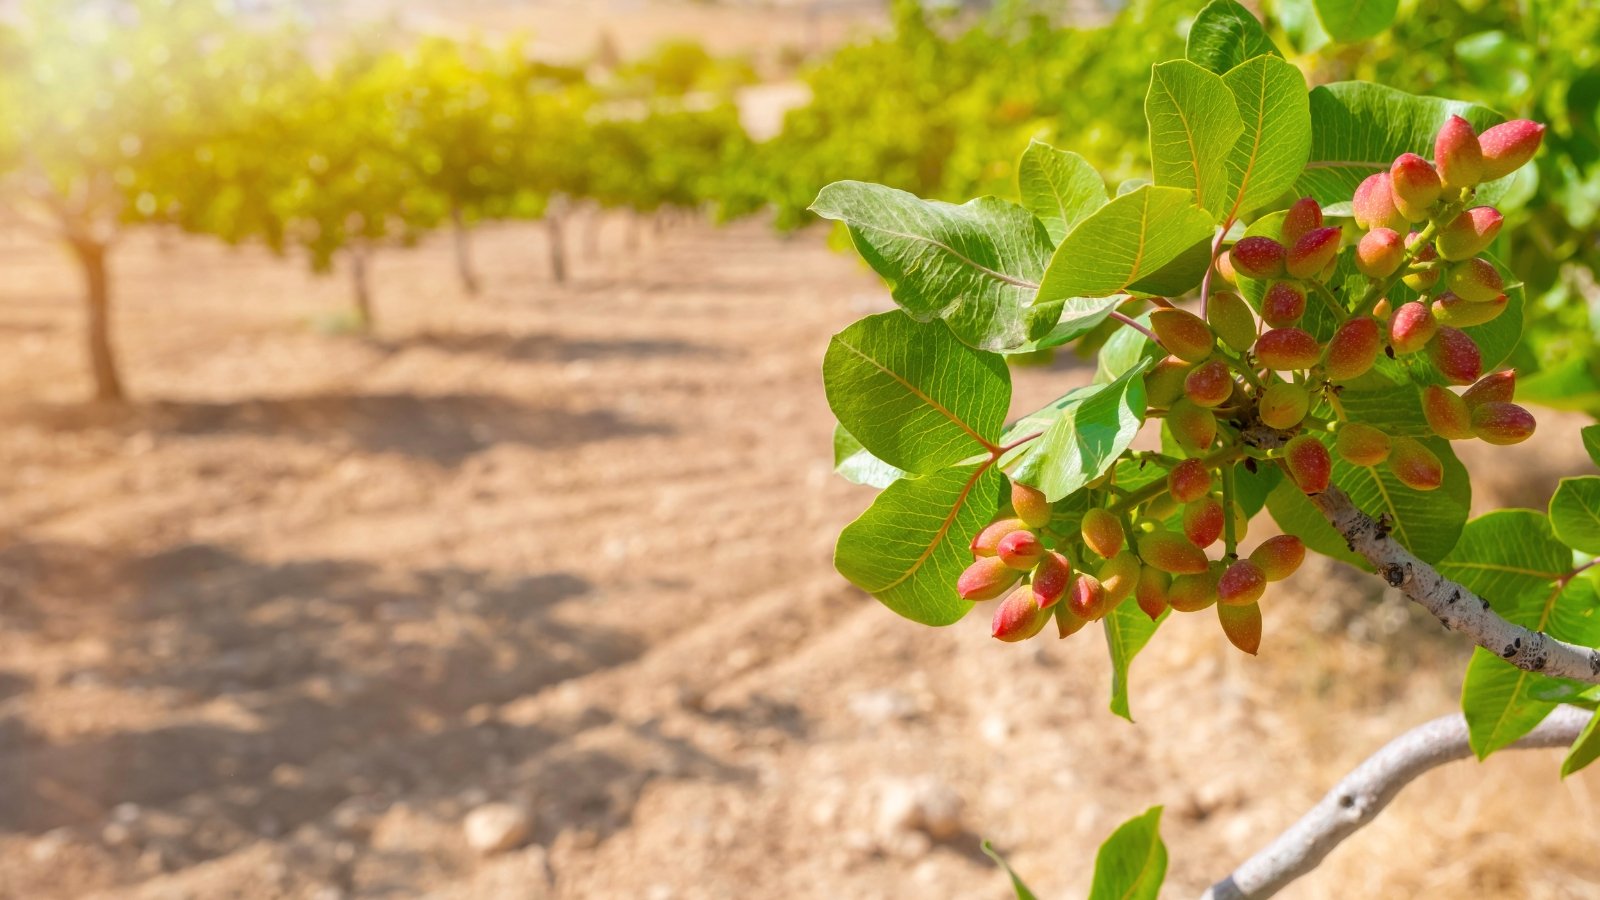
left=1201, top=706, right=1592, bottom=900
left=1313, top=486, right=1600, bottom=684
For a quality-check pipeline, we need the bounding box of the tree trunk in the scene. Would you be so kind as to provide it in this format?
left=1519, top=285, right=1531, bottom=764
left=546, top=213, right=567, bottom=284
left=69, top=238, right=125, bottom=402
left=450, top=203, right=480, bottom=295
left=351, top=243, right=374, bottom=329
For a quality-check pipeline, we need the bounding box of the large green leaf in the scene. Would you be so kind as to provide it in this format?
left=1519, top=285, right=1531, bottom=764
left=981, top=841, right=1040, bottom=900
left=1027, top=297, right=1124, bottom=350
left=1439, top=509, right=1571, bottom=601
left=1584, top=425, right=1600, bottom=469
left=1146, top=60, right=1244, bottom=220
left=1551, top=477, right=1600, bottom=555
left=1294, top=83, right=1506, bottom=207
left=833, top=423, right=906, bottom=489
left=811, top=182, right=1054, bottom=351
left=1037, top=186, right=1216, bottom=301
left=1105, top=604, right=1168, bottom=722
left=835, top=462, right=1005, bottom=626
left=823, top=312, right=1010, bottom=474
left=1017, top=140, right=1108, bottom=244
left=1312, top=0, right=1397, bottom=42
left=1220, top=55, right=1311, bottom=220
left=1087, top=807, right=1167, bottom=900
left=1186, top=0, right=1282, bottom=75
left=1561, top=711, right=1600, bottom=778
left=1009, top=360, right=1151, bottom=501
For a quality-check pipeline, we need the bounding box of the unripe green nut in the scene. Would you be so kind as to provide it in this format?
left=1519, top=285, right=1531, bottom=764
left=1055, top=605, right=1090, bottom=639
left=1462, top=370, right=1515, bottom=408
left=1183, top=358, right=1234, bottom=408
left=1335, top=422, right=1391, bottom=467
left=1471, top=401, right=1536, bottom=445
left=1429, top=326, right=1483, bottom=386
left=1030, top=550, right=1073, bottom=609
left=1207, top=292, right=1258, bottom=353
left=1167, top=458, right=1212, bottom=504
left=1150, top=308, right=1215, bottom=363
left=1137, top=529, right=1210, bottom=576
left=1182, top=496, right=1225, bottom=548
left=1388, top=301, right=1437, bottom=355
left=1168, top=399, right=1217, bottom=455
left=1283, top=434, right=1332, bottom=494
left=1261, top=281, right=1306, bottom=328
left=1323, top=317, right=1382, bottom=382
left=1285, top=227, right=1342, bottom=280
left=1478, top=120, right=1546, bottom=181
left=1356, top=228, right=1405, bottom=278
left=1166, top=568, right=1220, bottom=613
left=1218, top=559, right=1267, bottom=606
left=958, top=556, right=1024, bottom=601
left=1390, top=152, right=1443, bottom=221
left=1445, top=258, right=1503, bottom=303
left=1135, top=566, right=1170, bottom=621
left=1217, top=600, right=1262, bottom=655
left=1436, top=207, right=1504, bottom=262
left=1421, top=385, right=1474, bottom=440
left=1067, top=572, right=1109, bottom=621
left=1216, top=253, right=1238, bottom=285
left=1080, top=507, right=1125, bottom=559
left=1281, top=197, right=1324, bottom=244
left=1433, top=292, right=1507, bottom=328
left=1353, top=172, right=1407, bottom=232
left=997, top=529, right=1044, bottom=570
left=1255, top=327, right=1322, bottom=371
left=1229, top=236, right=1287, bottom=280
left=1011, top=481, right=1053, bottom=529
left=1388, top=437, right=1444, bottom=491
left=1145, top=356, right=1192, bottom=408
left=971, top=517, right=1028, bottom=557
left=1258, top=382, right=1310, bottom=430
left=1144, top=492, right=1180, bottom=522
left=1249, top=534, right=1306, bottom=582
left=1435, top=115, right=1485, bottom=191
left=992, top=585, right=1049, bottom=642
left=1401, top=233, right=1440, bottom=291
left=1098, top=551, right=1142, bottom=608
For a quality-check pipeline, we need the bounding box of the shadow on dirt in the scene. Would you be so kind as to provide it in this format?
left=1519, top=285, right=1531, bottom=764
left=373, top=329, right=720, bottom=364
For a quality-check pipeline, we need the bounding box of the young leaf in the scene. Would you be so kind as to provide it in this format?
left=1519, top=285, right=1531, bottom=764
left=811, top=182, right=1053, bottom=351
left=1187, top=0, right=1282, bottom=75
left=1550, top=476, right=1600, bottom=555
left=1009, top=360, right=1151, bottom=501
left=1087, top=807, right=1167, bottom=900
left=833, top=423, right=906, bottom=489
left=1037, top=186, right=1215, bottom=301
left=1584, top=425, right=1600, bottom=469
left=1220, top=54, right=1311, bottom=220
left=823, top=312, right=1010, bottom=474
left=1294, top=83, right=1505, bottom=206
left=1105, top=603, right=1168, bottom=721
left=1313, top=0, right=1398, bottom=43
left=981, top=841, right=1040, bottom=900
left=835, top=462, right=1005, bottom=626
left=1146, top=59, right=1245, bottom=220
left=1561, top=712, right=1600, bottom=778
left=1017, top=140, right=1108, bottom=244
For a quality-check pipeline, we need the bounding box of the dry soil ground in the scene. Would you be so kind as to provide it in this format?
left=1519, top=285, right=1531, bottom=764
left=0, top=218, right=1596, bottom=899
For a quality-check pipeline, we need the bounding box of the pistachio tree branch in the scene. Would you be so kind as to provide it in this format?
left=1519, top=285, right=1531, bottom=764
left=1313, top=486, right=1600, bottom=684
left=1200, top=706, right=1592, bottom=900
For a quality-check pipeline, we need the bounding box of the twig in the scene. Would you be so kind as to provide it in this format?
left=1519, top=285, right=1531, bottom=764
left=1201, top=706, right=1592, bottom=900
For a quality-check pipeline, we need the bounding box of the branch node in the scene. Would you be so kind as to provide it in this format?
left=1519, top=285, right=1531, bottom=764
left=1381, top=563, right=1405, bottom=588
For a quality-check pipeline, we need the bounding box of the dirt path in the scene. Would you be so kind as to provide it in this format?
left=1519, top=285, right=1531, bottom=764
left=0, top=219, right=1594, bottom=899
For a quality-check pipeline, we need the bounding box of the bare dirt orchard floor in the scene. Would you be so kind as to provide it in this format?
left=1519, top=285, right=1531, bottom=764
left=0, top=218, right=1596, bottom=899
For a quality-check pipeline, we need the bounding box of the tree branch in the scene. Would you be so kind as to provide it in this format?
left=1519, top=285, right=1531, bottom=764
left=1313, top=486, right=1600, bottom=684
left=1201, top=706, right=1592, bottom=900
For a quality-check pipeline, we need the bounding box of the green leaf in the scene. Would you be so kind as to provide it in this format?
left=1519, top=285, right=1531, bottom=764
left=1551, top=477, right=1600, bottom=555
left=823, top=312, right=1010, bottom=474
left=1094, top=314, right=1159, bottom=384
left=1126, top=235, right=1214, bottom=298
left=833, top=423, right=906, bottom=489
left=1220, top=55, right=1311, bottom=220
left=1187, top=0, right=1282, bottom=75
left=1037, top=186, right=1216, bottom=301
left=835, top=462, right=1004, bottom=626
left=811, top=182, right=1054, bottom=351
left=1088, top=807, right=1167, bottom=900
left=1313, top=0, right=1398, bottom=43
left=1105, top=603, right=1168, bottom=721
left=1146, top=60, right=1245, bottom=219
left=1561, top=712, right=1600, bottom=778
left=1028, top=297, right=1124, bottom=350
left=1585, top=425, right=1600, bottom=469
left=1010, top=360, right=1151, bottom=501
left=981, top=841, right=1039, bottom=900
left=1017, top=140, right=1108, bottom=244
left=1462, top=647, right=1560, bottom=759
left=1439, top=509, right=1572, bottom=601
left=1294, top=83, right=1506, bottom=207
